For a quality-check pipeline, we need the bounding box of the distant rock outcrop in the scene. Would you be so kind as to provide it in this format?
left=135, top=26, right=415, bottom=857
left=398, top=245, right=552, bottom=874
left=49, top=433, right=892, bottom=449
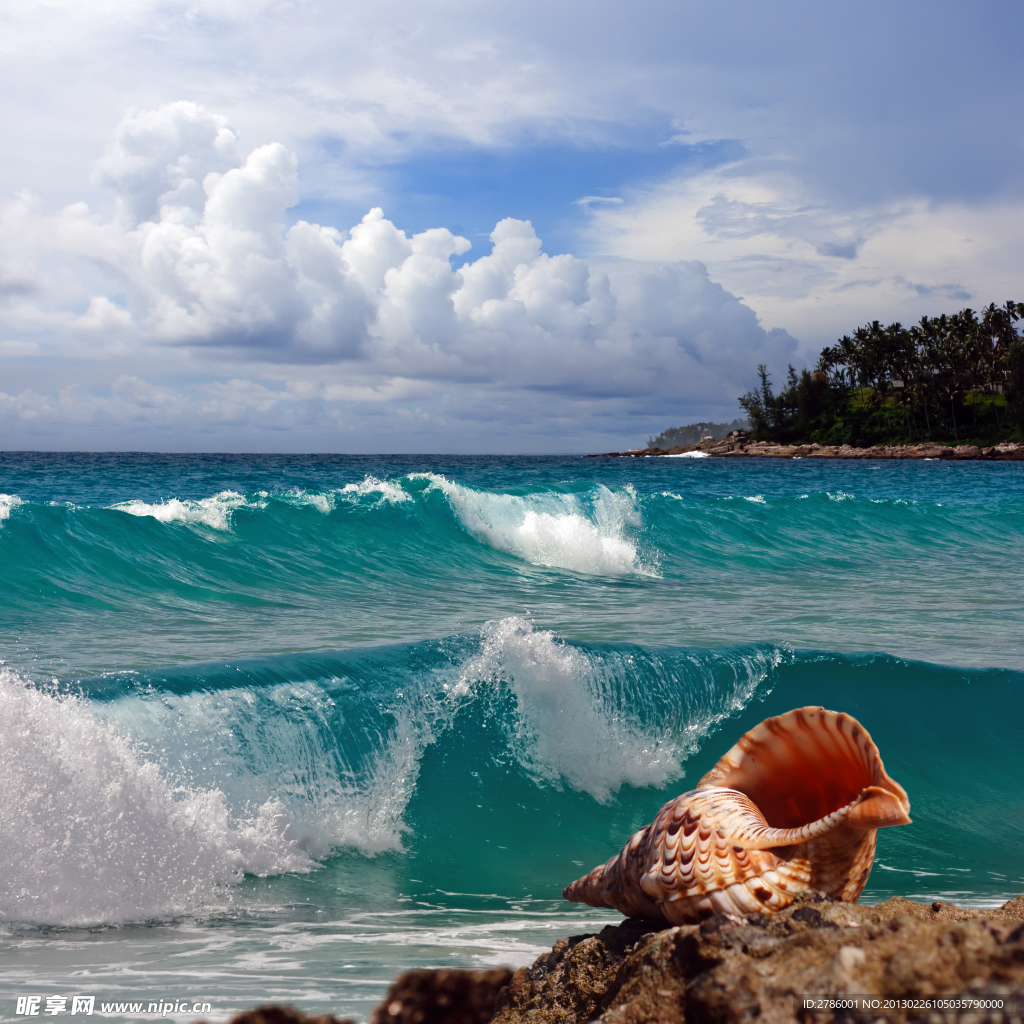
left=592, top=431, right=1024, bottom=460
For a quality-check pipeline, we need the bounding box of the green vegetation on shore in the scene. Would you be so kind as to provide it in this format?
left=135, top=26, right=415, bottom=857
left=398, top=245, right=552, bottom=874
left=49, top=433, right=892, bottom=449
left=647, top=418, right=750, bottom=449
left=738, top=301, right=1024, bottom=446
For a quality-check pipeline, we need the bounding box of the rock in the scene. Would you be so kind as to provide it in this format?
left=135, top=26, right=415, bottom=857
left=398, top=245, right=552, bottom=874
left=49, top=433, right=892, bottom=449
left=199, top=1007, right=357, bottom=1024
left=491, top=892, right=1024, bottom=1024
left=589, top=436, right=1024, bottom=460
left=369, top=968, right=514, bottom=1024
left=195, top=896, right=1024, bottom=1024
left=993, top=442, right=1024, bottom=460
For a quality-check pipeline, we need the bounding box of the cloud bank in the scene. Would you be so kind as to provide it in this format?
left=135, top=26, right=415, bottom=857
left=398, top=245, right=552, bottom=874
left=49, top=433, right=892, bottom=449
left=1, top=1, right=1020, bottom=449
left=583, top=163, right=1024, bottom=352
left=0, top=103, right=796, bottom=451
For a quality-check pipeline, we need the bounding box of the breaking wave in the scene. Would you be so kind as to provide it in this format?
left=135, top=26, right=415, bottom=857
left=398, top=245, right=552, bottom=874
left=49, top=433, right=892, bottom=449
left=3, top=617, right=1021, bottom=927
left=92, top=475, right=653, bottom=575
left=111, top=490, right=263, bottom=530
left=0, top=668, right=317, bottom=924
left=0, top=621, right=779, bottom=925
left=415, top=473, right=652, bottom=575
left=0, top=493, right=23, bottom=525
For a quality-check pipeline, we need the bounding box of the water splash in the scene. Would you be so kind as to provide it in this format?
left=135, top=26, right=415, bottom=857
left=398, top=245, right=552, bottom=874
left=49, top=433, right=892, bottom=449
left=416, top=474, right=652, bottom=575
left=337, top=476, right=412, bottom=505
left=0, top=668, right=315, bottom=925
left=0, top=493, right=23, bottom=526
left=110, top=491, right=262, bottom=530
left=450, top=618, right=776, bottom=802
left=451, top=618, right=682, bottom=800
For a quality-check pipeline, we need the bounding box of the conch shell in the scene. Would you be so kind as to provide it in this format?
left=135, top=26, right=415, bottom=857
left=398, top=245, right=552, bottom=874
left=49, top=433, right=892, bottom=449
left=562, top=706, right=910, bottom=924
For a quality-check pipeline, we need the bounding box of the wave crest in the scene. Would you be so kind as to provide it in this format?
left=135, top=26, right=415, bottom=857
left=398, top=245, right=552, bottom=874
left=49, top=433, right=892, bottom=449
left=0, top=664, right=424, bottom=925
left=416, top=474, right=652, bottom=575
left=0, top=493, right=23, bottom=526
left=0, top=668, right=319, bottom=925
left=337, top=475, right=412, bottom=505
left=452, top=618, right=681, bottom=800
left=450, top=618, right=776, bottom=802
left=110, top=490, right=261, bottom=530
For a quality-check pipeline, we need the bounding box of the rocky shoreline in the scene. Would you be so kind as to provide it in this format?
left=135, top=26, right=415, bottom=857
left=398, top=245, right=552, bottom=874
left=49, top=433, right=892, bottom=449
left=492, top=892, right=1024, bottom=1024
left=214, top=892, right=1024, bottom=1024
left=590, top=431, right=1024, bottom=461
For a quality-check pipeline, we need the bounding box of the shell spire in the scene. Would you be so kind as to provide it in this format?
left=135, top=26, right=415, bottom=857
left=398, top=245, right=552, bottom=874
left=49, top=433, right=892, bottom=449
left=562, top=707, right=910, bottom=924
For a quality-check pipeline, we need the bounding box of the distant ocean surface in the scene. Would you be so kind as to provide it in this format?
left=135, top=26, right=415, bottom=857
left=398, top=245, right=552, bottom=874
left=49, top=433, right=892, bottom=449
left=2, top=453, right=1023, bottom=1021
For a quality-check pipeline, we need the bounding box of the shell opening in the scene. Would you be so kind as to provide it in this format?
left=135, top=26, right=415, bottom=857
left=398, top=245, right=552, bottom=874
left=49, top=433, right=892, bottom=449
left=700, top=707, right=907, bottom=830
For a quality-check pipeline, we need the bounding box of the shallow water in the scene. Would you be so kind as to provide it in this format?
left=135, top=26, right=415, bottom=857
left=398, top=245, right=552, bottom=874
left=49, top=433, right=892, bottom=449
left=1, top=453, right=1022, bottom=1020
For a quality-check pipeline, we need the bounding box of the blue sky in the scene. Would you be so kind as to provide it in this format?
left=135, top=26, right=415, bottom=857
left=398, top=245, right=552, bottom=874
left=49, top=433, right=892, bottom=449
left=295, top=135, right=745, bottom=260
left=0, top=0, right=1021, bottom=451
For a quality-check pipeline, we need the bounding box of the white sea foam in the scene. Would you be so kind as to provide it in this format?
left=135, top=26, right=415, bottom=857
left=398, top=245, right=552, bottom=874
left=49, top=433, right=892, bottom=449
left=448, top=618, right=678, bottom=801
left=0, top=669, right=313, bottom=924
left=105, top=677, right=420, bottom=862
left=111, top=490, right=261, bottom=530
left=0, top=493, right=23, bottom=525
left=448, top=618, right=780, bottom=802
left=283, top=489, right=336, bottom=514
left=277, top=477, right=411, bottom=512
left=448, top=618, right=778, bottom=804
left=415, top=474, right=650, bottom=575
left=0, top=668, right=412, bottom=926
left=660, top=451, right=710, bottom=458
left=337, top=476, right=411, bottom=505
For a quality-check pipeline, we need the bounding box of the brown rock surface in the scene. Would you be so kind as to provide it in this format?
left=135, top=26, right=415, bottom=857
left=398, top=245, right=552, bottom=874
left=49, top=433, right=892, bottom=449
left=199, top=1007, right=357, bottom=1024
left=492, top=892, right=1024, bottom=1024
left=369, top=968, right=515, bottom=1024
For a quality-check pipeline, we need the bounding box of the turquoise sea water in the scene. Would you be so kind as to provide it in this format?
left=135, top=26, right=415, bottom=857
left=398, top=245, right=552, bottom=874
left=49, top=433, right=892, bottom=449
left=1, top=453, right=1023, bottom=1021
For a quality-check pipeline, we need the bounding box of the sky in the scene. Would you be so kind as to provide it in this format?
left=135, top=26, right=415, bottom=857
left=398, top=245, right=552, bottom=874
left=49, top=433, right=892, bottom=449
left=0, top=0, right=1022, bottom=452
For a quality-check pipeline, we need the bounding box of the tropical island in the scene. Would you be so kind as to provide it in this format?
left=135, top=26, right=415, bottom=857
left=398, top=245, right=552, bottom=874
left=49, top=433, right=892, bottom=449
left=596, top=301, right=1024, bottom=459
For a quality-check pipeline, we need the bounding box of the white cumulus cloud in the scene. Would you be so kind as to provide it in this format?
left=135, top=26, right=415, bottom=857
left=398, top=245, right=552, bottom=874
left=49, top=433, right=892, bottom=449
left=0, top=103, right=799, bottom=449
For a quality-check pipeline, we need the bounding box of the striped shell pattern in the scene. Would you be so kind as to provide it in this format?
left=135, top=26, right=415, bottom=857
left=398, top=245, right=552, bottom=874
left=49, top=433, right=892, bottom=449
left=562, top=707, right=911, bottom=924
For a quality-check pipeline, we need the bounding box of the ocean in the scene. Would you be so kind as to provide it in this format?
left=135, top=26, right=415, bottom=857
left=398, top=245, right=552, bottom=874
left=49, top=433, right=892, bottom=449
left=1, top=452, right=1022, bottom=1021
